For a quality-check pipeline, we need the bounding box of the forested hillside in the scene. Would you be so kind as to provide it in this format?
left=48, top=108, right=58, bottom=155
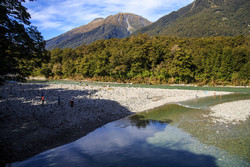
left=34, top=34, right=249, bottom=86
left=134, top=0, right=250, bottom=37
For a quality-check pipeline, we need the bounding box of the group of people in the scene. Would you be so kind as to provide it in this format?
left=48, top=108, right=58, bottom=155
left=41, top=93, right=74, bottom=107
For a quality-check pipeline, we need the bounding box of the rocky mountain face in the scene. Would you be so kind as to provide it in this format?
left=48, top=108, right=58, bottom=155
left=46, top=13, right=151, bottom=49
left=133, top=0, right=250, bottom=37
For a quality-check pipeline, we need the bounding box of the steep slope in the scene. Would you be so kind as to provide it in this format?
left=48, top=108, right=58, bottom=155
left=46, top=13, right=151, bottom=49
left=45, top=18, right=104, bottom=50
left=134, top=0, right=250, bottom=37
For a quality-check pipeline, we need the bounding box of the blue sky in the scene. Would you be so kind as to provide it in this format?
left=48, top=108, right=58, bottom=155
left=23, top=0, right=194, bottom=40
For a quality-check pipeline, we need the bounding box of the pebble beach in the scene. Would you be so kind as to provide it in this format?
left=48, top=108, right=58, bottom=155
left=209, top=100, right=250, bottom=124
left=0, top=82, right=249, bottom=164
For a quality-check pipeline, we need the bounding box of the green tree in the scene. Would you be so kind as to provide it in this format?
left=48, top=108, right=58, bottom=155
left=0, top=0, right=46, bottom=82
left=169, top=49, right=195, bottom=83
left=32, top=35, right=249, bottom=86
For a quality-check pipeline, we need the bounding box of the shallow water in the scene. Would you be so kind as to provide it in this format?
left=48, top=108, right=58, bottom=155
left=10, top=93, right=250, bottom=167
left=28, top=80, right=250, bottom=93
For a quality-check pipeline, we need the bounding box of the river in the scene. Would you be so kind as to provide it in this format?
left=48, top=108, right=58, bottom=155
left=10, top=92, right=250, bottom=167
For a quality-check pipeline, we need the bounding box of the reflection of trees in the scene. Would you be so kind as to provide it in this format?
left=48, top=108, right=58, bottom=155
left=157, top=119, right=173, bottom=124
left=129, top=115, right=150, bottom=129
left=129, top=115, right=173, bottom=129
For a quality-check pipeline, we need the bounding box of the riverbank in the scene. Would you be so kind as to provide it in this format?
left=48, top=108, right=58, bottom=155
left=0, top=82, right=242, bottom=165
left=209, top=100, right=250, bottom=124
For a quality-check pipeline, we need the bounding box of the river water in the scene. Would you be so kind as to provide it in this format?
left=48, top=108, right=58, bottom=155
left=10, top=92, right=250, bottom=167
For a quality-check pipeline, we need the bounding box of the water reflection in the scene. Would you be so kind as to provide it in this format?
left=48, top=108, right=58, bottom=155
left=11, top=116, right=248, bottom=167
left=12, top=119, right=220, bottom=167
left=11, top=93, right=250, bottom=167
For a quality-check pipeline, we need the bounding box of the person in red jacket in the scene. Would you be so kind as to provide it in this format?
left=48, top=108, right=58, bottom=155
left=41, top=96, right=44, bottom=105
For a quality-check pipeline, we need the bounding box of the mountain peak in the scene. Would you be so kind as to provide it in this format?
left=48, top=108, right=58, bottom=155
left=104, top=13, right=151, bottom=34
left=46, top=13, right=151, bottom=49
left=92, top=17, right=104, bottom=22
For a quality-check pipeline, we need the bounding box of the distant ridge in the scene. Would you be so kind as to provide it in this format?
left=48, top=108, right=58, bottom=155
left=46, top=13, right=151, bottom=49
left=133, top=0, right=250, bottom=37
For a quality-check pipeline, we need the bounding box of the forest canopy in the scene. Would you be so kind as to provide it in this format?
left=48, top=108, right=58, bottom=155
left=34, top=34, right=249, bottom=86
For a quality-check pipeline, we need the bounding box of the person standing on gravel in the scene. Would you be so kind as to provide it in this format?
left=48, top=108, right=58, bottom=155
left=70, top=99, right=74, bottom=107
left=58, top=96, right=61, bottom=106
left=41, top=96, right=44, bottom=105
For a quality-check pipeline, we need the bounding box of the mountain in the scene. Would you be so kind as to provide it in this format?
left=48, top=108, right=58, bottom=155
left=46, top=13, right=152, bottom=49
left=133, top=0, right=250, bottom=37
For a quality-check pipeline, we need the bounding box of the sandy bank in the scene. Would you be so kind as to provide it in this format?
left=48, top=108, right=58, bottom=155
left=209, top=100, right=250, bottom=124
left=0, top=83, right=230, bottom=164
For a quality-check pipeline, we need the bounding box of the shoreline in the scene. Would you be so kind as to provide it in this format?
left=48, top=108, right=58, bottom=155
left=0, top=82, right=245, bottom=165
left=26, top=77, right=250, bottom=89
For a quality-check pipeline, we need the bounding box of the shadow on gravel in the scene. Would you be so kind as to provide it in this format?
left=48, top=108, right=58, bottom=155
left=0, top=83, right=132, bottom=165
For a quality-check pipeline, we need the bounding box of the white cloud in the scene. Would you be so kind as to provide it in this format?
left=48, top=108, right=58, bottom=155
left=23, top=0, right=194, bottom=39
